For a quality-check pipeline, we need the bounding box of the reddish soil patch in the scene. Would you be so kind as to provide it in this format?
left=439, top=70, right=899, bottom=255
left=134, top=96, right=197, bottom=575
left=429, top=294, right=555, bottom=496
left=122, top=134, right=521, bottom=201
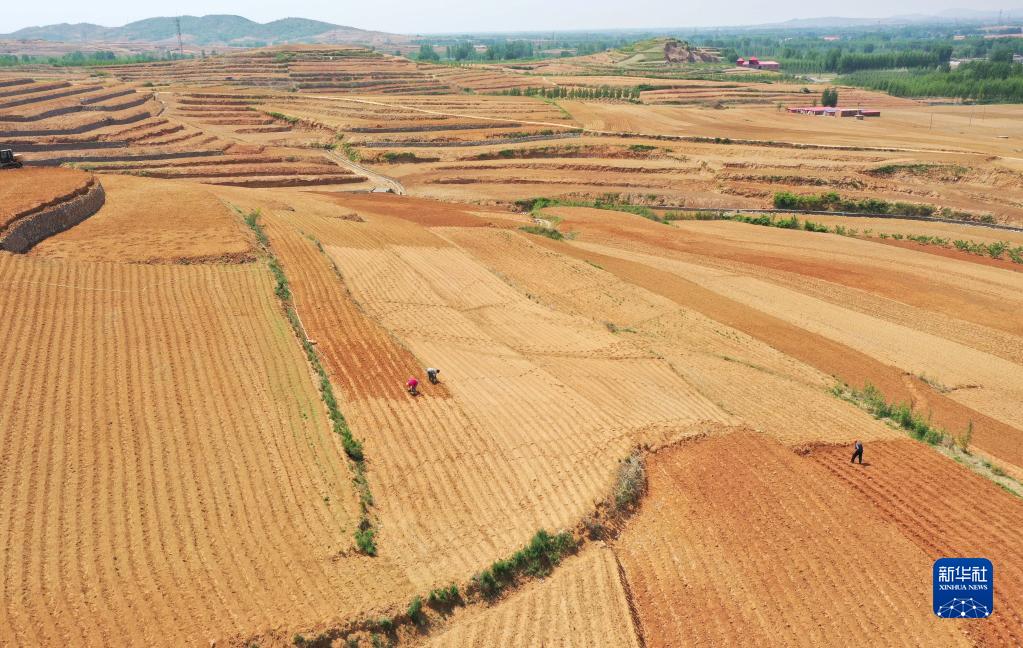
left=808, top=439, right=1023, bottom=647
left=318, top=192, right=516, bottom=228
left=616, top=431, right=970, bottom=647
left=263, top=213, right=449, bottom=401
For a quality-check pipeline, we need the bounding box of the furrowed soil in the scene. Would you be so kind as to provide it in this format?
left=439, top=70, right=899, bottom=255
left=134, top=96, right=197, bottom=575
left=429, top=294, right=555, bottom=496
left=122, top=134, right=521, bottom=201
left=252, top=192, right=728, bottom=590
left=808, top=439, right=1023, bottom=647
left=425, top=547, right=641, bottom=648
left=615, top=431, right=972, bottom=647
left=6, top=55, right=1023, bottom=648
left=29, top=175, right=255, bottom=263
left=540, top=206, right=1023, bottom=471
left=0, top=252, right=412, bottom=646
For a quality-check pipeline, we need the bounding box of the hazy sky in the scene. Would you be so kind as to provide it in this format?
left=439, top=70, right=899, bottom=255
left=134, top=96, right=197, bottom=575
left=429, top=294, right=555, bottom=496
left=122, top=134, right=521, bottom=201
left=3, top=0, right=1016, bottom=35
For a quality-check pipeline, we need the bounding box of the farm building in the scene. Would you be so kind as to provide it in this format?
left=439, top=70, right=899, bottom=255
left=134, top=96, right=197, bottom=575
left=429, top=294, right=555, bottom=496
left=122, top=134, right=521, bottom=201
left=736, top=56, right=780, bottom=70
left=788, top=106, right=881, bottom=117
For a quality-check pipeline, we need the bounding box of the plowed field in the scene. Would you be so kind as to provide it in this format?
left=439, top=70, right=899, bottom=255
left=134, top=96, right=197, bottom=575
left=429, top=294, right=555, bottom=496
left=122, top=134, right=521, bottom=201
left=425, top=547, right=641, bottom=648
left=809, top=439, right=1023, bottom=647
left=29, top=175, right=254, bottom=263
left=257, top=195, right=727, bottom=590
left=5, top=44, right=1023, bottom=648
left=0, top=167, right=93, bottom=229
left=616, top=431, right=972, bottom=647
left=0, top=253, right=411, bottom=646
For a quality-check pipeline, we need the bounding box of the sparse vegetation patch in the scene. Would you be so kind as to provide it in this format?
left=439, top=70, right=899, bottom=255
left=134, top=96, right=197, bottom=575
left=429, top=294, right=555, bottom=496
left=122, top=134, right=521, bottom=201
left=241, top=210, right=377, bottom=555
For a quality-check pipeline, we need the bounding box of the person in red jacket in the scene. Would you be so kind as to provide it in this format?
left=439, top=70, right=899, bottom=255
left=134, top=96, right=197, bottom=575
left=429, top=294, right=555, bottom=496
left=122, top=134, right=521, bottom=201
left=406, top=376, right=419, bottom=396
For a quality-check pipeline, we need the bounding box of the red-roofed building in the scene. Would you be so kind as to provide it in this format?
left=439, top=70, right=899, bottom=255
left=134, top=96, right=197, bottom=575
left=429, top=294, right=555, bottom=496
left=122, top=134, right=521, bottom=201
left=737, top=56, right=780, bottom=71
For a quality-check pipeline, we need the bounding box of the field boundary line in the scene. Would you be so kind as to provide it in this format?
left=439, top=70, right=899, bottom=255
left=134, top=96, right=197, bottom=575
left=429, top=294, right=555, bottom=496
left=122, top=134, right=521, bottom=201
left=235, top=205, right=379, bottom=556
left=611, top=548, right=648, bottom=648
left=656, top=205, right=1023, bottom=233
left=241, top=423, right=734, bottom=647
left=830, top=381, right=1023, bottom=498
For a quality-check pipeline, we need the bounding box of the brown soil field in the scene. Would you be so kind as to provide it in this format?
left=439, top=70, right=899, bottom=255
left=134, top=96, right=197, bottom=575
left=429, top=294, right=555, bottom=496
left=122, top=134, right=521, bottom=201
left=539, top=206, right=1023, bottom=469
left=616, top=431, right=973, bottom=647
left=239, top=190, right=727, bottom=591
left=808, top=439, right=1023, bottom=646
left=425, top=547, right=641, bottom=647
left=29, top=175, right=255, bottom=263
left=0, top=252, right=413, bottom=646
left=6, top=46, right=1022, bottom=648
left=0, top=167, right=94, bottom=229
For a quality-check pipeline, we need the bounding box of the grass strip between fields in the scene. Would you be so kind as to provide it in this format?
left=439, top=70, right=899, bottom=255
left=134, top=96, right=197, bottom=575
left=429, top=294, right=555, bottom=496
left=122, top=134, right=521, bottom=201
left=241, top=208, right=378, bottom=556
left=282, top=450, right=648, bottom=648
left=725, top=211, right=1023, bottom=264
left=833, top=382, right=1023, bottom=499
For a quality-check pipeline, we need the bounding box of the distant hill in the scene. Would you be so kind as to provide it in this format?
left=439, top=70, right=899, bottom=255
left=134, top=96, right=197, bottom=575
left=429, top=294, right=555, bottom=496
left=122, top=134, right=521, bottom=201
left=752, top=9, right=1023, bottom=30
left=1, top=14, right=406, bottom=47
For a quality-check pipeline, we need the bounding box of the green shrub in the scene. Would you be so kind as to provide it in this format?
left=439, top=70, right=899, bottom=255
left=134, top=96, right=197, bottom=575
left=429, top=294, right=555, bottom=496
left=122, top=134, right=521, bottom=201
left=381, top=151, right=432, bottom=163
left=427, top=584, right=460, bottom=609
left=519, top=225, right=564, bottom=240
left=407, top=596, right=425, bottom=625
left=343, top=435, right=364, bottom=461
left=775, top=215, right=800, bottom=229
left=472, top=530, right=575, bottom=598
left=355, top=527, right=377, bottom=556
left=986, top=241, right=1008, bottom=259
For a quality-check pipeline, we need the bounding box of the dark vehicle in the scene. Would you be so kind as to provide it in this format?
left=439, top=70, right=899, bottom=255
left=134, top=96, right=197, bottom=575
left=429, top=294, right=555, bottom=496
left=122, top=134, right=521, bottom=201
left=0, top=149, right=23, bottom=169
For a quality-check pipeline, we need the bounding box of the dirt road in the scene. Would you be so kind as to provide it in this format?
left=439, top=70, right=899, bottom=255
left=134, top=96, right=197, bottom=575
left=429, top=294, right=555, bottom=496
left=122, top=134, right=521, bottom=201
left=326, top=149, right=406, bottom=194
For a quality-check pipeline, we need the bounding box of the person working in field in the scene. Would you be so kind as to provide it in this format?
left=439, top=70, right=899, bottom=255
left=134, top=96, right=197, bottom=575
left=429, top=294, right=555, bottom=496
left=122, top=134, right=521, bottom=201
left=426, top=367, right=440, bottom=384
left=851, top=440, right=864, bottom=464
left=406, top=376, right=419, bottom=396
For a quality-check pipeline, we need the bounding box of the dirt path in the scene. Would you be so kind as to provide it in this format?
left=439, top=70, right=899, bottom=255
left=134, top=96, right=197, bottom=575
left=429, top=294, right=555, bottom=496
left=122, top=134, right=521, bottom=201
left=326, top=149, right=406, bottom=194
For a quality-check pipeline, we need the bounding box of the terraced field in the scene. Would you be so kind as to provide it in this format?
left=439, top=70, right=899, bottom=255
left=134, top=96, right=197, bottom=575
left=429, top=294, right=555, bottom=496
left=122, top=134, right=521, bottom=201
left=4, top=42, right=1022, bottom=648
left=0, top=73, right=370, bottom=190
left=0, top=251, right=413, bottom=646
left=29, top=175, right=255, bottom=263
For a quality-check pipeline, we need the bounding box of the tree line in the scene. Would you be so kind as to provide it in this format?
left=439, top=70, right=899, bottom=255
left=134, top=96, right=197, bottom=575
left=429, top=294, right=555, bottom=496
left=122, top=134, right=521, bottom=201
left=0, top=50, right=192, bottom=67
left=842, top=60, right=1023, bottom=102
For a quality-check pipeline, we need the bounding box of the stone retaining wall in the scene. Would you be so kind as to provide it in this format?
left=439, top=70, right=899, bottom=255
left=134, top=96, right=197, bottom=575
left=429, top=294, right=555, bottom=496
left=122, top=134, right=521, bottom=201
left=0, top=180, right=105, bottom=253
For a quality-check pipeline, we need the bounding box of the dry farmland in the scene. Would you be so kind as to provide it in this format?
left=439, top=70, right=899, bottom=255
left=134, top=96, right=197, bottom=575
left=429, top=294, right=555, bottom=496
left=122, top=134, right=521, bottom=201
left=3, top=43, right=1023, bottom=648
